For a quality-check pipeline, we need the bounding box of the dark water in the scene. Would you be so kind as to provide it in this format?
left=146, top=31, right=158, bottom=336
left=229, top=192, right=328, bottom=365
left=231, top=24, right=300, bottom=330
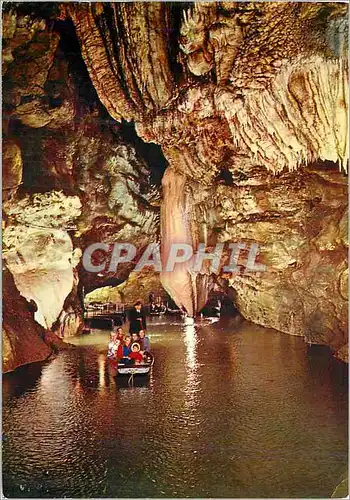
left=2, top=316, right=348, bottom=498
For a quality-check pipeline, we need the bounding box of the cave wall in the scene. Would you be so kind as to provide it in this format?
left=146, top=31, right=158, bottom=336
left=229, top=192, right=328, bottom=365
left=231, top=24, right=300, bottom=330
left=230, top=165, right=348, bottom=353
left=2, top=268, right=52, bottom=373
left=2, top=3, right=348, bottom=370
left=3, top=191, right=82, bottom=328
left=193, top=162, right=348, bottom=355
left=85, top=269, right=167, bottom=306
left=65, top=2, right=348, bottom=356
left=2, top=8, right=160, bottom=356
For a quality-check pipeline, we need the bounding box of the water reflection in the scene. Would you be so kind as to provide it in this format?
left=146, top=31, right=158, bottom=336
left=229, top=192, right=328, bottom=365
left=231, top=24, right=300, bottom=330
left=182, top=323, right=200, bottom=409
left=3, top=362, right=44, bottom=402
left=183, top=323, right=198, bottom=370
left=2, top=318, right=348, bottom=499
left=98, top=354, right=106, bottom=390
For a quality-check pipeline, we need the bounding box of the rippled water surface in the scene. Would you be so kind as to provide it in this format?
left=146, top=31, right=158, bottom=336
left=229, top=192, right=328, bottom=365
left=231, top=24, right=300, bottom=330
left=3, top=316, right=348, bottom=498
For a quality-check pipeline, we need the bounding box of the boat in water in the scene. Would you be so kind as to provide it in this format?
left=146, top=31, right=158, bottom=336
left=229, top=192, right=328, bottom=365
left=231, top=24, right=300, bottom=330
left=116, top=353, right=154, bottom=376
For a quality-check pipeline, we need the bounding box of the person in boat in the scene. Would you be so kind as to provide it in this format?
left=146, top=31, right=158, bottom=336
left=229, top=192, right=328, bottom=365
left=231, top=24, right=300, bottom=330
left=138, top=330, right=145, bottom=350
left=82, top=323, right=91, bottom=335
left=131, top=332, right=140, bottom=345
left=122, top=336, right=132, bottom=357
left=138, top=330, right=151, bottom=352
left=117, top=336, right=134, bottom=366
left=128, top=342, right=144, bottom=364
left=115, top=327, right=124, bottom=343
left=129, top=300, right=147, bottom=333
left=107, top=333, right=120, bottom=360
left=152, top=296, right=161, bottom=313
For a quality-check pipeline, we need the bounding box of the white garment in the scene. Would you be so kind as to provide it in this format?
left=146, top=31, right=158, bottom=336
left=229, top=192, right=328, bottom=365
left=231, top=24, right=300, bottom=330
left=107, top=339, right=120, bottom=358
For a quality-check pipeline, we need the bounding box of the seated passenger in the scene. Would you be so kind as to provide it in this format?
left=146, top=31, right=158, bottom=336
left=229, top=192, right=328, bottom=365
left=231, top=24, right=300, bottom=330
left=131, top=332, right=140, bottom=345
left=116, top=327, right=124, bottom=343
left=107, top=333, right=120, bottom=360
left=138, top=330, right=144, bottom=350
left=129, top=343, right=144, bottom=364
left=123, top=336, right=132, bottom=357
left=139, top=330, right=150, bottom=352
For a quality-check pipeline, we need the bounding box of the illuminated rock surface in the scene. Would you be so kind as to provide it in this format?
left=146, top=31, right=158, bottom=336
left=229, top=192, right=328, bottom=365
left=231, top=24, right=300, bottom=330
left=2, top=3, right=348, bottom=369
left=3, top=268, right=51, bottom=373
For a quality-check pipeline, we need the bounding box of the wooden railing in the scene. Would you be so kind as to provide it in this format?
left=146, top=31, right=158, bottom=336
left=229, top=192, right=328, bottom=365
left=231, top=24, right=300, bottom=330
left=84, top=303, right=125, bottom=318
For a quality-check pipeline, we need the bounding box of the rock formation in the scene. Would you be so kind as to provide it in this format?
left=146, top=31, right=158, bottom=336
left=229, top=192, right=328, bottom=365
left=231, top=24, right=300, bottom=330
left=3, top=267, right=51, bottom=373
left=2, top=3, right=348, bottom=370
left=85, top=269, right=167, bottom=306
left=67, top=2, right=348, bottom=352
left=2, top=6, right=160, bottom=368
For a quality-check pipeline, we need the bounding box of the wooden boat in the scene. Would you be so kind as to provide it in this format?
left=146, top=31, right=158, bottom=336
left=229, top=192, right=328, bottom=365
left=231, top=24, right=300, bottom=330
left=116, top=353, right=154, bottom=376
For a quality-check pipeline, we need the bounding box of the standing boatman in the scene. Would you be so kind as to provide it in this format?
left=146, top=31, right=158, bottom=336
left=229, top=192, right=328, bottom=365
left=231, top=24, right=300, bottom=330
left=129, top=300, right=147, bottom=334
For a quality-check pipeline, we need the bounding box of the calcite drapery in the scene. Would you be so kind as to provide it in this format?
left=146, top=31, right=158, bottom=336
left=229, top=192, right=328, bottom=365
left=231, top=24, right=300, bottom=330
left=67, top=2, right=348, bottom=326
left=67, top=2, right=175, bottom=121
left=3, top=191, right=82, bottom=329
left=68, top=2, right=348, bottom=173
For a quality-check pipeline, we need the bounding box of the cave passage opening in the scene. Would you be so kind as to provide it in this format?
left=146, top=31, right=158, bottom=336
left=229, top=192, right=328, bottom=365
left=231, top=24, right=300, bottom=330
left=118, top=120, right=168, bottom=186
left=200, top=291, right=238, bottom=318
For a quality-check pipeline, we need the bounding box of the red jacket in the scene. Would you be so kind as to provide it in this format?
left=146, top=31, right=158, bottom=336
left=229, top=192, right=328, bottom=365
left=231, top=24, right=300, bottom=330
left=129, top=351, right=143, bottom=363
left=117, top=344, right=123, bottom=359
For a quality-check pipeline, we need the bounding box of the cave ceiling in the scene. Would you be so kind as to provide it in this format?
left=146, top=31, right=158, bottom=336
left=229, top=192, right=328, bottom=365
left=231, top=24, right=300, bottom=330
left=67, top=2, right=348, bottom=178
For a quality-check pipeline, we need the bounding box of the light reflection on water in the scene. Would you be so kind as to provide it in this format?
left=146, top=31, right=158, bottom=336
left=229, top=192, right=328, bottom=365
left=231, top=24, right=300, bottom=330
left=2, top=316, right=348, bottom=498
left=183, top=324, right=200, bottom=411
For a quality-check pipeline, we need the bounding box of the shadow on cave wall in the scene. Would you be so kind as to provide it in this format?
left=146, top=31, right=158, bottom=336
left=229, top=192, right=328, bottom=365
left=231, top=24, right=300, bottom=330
left=7, top=11, right=169, bottom=198
left=200, top=292, right=238, bottom=317
left=55, top=16, right=169, bottom=187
